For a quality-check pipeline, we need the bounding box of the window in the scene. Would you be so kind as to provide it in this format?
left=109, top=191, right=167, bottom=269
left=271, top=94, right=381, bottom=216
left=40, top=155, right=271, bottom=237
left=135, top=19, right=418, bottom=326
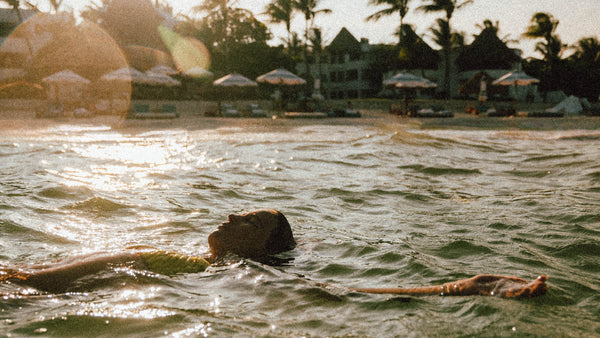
left=347, top=69, right=358, bottom=81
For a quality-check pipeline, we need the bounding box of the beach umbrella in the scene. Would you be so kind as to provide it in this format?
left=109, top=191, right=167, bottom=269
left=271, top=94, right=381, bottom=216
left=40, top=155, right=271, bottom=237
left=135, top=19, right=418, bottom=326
left=100, top=67, right=150, bottom=84
left=256, top=68, right=306, bottom=112
left=492, top=70, right=539, bottom=111
left=383, top=72, right=437, bottom=114
left=144, top=70, right=181, bottom=86
left=213, top=73, right=257, bottom=87
left=148, top=64, right=179, bottom=76
left=256, top=68, right=306, bottom=85
left=182, top=66, right=213, bottom=79
left=41, top=70, right=90, bottom=103
left=42, top=70, right=90, bottom=84
left=383, top=72, right=436, bottom=88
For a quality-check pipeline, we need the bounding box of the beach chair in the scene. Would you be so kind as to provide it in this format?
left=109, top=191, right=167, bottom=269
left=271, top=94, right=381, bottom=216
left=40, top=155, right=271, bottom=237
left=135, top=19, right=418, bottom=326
left=415, top=104, right=454, bottom=118
left=161, top=103, right=179, bottom=118
left=220, top=103, right=240, bottom=117
left=488, top=103, right=515, bottom=117
left=127, top=103, right=150, bottom=119
left=246, top=103, right=267, bottom=117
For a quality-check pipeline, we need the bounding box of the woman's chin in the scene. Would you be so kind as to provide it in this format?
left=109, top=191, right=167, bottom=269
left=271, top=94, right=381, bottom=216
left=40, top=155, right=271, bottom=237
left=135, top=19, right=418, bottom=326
left=207, top=231, right=225, bottom=256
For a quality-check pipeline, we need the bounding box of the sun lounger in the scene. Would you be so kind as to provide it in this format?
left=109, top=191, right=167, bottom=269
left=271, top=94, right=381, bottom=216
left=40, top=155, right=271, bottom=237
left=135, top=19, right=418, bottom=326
left=127, top=103, right=179, bottom=119
left=161, top=104, right=179, bottom=118
left=415, top=105, right=453, bottom=118
left=527, top=111, right=564, bottom=118
left=220, top=103, right=240, bottom=117
left=285, top=112, right=328, bottom=119
left=488, top=104, right=515, bottom=117
left=246, top=103, right=267, bottom=117
left=36, top=102, right=64, bottom=118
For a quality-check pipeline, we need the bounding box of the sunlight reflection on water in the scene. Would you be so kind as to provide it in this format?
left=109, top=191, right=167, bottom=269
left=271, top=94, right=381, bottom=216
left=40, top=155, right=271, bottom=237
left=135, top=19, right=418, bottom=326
left=1, top=124, right=599, bottom=337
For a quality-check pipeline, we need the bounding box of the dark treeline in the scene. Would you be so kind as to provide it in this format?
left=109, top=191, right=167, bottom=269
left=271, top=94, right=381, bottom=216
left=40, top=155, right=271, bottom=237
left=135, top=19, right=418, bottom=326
left=2, top=0, right=600, bottom=101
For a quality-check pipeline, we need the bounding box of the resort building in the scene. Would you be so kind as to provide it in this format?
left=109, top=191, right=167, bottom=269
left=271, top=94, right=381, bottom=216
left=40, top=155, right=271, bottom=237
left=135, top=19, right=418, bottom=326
left=296, top=27, right=379, bottom=100
left=299, top=26, right=527, bottom=100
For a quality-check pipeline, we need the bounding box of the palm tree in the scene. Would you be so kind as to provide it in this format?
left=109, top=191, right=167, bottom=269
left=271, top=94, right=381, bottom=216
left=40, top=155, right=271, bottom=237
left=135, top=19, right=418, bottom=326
left=522, top=12, right=564, bottom=100
left=572, top=37, right=600, bottom=65
left=47, top=0, right=64, bottom=13
left=264, top=0, right=295, bottom=48
left=523, top=13, right=562, bottom=70
left=193, top=0, right=237, bottom=48
left=430, top=18, right=464, bottom=97
left=366, top=0, right=411, bottom=45
left=419, top=0, right=473, bottom=98
left=523, top=12, right=557, bottom=42
left=293, top=0, right=331, bottom=80
left=309, top=27, right=324, bottom=95
left=419, top=0, right=473, bottom=21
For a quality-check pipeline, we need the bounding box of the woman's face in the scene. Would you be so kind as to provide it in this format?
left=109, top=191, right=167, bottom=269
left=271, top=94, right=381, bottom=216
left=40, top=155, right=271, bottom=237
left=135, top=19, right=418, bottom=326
left=208, top=209, right=280, bottom=258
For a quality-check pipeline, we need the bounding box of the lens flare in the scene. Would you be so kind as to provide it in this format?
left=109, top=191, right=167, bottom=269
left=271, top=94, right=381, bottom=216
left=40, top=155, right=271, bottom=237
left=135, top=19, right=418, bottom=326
left=1, top=12, right=131, bottom=116
left=159, top=26, right=211, bottom=78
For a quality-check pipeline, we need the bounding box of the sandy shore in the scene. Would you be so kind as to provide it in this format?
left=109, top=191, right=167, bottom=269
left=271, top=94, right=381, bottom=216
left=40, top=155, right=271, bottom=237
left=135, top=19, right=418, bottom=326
left=1, top=101, right=600, bottom=133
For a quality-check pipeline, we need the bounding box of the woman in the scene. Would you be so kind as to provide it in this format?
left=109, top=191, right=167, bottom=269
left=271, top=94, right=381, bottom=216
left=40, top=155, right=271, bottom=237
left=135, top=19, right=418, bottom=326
left=1, top=210, right=547, bottom=297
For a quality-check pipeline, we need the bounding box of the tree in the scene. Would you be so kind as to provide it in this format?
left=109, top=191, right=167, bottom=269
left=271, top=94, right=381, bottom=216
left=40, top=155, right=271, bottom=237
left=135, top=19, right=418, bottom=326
left=429, top=18, right=463, bottom=98
left=264, top=0, right=295, bottom=48
left=309, top=27, right=323, bottom=93
left=523, top=13, right=563, bottom=66
left=571, top=37, right=600, bottom=66
left=1, top=0, right=34, bottom=58
left=191, top=1, right=270, bottom=73
left=418, top=0, right=473, bottom=98
left=419, top=0, right=473, bottom=21
left=568, top=37, right=600, bottom=100
left=293, top=0, right=331, bottom=82
left=522, top=12, right=565, bottom=99
left=47, top=0, right=64, bottom=12
left=366, top=0, right=411, bottom=45
left=80, top=0, right=166, bottom=50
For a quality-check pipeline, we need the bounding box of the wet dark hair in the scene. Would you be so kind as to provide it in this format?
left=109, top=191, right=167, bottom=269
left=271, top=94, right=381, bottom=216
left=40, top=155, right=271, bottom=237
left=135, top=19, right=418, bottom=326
left=265, top=211, right=296, bottom=255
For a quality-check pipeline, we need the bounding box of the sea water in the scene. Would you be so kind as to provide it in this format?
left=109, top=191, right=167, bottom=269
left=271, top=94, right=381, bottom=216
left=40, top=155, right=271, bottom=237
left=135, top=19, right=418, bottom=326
left=1, top=120, right=599, bottom=336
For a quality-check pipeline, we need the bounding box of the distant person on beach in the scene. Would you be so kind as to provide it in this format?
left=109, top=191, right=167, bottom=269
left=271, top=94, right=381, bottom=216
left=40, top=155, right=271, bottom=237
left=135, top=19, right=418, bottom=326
left=1, top=210, right=547, bottom=298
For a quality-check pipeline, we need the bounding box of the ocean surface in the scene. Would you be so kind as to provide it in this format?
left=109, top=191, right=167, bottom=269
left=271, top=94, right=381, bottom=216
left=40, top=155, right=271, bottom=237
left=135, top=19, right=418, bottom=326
left=1, top=119, right=599, bottom=337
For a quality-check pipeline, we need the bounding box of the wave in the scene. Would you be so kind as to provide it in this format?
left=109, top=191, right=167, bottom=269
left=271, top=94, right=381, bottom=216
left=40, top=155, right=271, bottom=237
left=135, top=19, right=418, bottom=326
left=37, top=186, right=94, bottom=200
left=400, top=164, right=482, bottom=176
left=63, top=196, right=131, bottom=213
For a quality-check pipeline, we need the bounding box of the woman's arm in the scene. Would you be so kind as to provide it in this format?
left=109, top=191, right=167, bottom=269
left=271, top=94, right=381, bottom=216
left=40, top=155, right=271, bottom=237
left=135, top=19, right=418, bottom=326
left=350, top=275, right=548, bottom=298
left=6, top=252, right=143, bottom=293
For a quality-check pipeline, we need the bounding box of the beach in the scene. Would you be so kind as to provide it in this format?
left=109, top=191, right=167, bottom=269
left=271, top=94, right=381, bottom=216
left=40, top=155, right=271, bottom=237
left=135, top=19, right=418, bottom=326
left=2, top=99, right=600, bottom=133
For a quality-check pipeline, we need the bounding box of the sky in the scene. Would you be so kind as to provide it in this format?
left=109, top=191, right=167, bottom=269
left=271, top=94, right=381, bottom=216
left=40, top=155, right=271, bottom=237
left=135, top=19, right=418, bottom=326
left=31, top=0, right=600, bottom=58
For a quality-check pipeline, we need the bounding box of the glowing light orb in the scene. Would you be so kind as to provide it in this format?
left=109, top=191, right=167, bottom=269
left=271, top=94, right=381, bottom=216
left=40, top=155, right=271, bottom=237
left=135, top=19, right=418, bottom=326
left=159, top=26, right=211, bottom=79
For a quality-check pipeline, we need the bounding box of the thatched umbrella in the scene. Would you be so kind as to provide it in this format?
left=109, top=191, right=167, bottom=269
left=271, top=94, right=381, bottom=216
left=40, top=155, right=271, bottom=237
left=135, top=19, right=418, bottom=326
left=41, top=70, right=90, bottom=104
left=256, top=68, right=306, bottom=112
left=213, top=73, right=257, bottom=87
left=256, top=68, right=306, bottom=85
left=383, top=72, right=437, bottom=115
left=492, top=70, right=539, bottom=111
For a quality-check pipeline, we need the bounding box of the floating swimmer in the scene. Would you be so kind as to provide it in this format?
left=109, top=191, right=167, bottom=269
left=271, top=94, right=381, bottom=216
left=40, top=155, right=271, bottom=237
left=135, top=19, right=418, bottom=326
left=1, top=210, right=547, bottom=297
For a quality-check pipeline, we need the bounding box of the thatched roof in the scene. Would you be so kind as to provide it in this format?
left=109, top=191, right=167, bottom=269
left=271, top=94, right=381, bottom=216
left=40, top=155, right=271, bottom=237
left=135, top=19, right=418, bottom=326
left=326, top=27, right=361, bottom=53
left=456, top=27, right=520, bottom=71
left=398, top=25, right=439, bottom=70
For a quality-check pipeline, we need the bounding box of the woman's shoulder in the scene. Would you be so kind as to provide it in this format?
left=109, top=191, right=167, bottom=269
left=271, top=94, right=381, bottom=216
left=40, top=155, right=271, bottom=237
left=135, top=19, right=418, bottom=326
left=139, top=250, right=210, bottom=275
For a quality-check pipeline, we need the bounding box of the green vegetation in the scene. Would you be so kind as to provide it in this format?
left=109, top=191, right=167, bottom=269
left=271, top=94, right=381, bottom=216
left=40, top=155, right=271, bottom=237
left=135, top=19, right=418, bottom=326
left=2, top=0, right=600, bottom=101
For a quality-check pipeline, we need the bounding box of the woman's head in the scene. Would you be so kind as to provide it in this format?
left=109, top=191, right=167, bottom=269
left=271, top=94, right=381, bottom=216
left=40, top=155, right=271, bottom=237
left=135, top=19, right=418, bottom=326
left=208, top=209, right=295, bottom=259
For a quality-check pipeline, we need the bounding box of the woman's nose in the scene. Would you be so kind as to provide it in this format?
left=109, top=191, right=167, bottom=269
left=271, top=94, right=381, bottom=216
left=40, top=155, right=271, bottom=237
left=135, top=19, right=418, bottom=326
left=228, top=214, right=241, bottom=222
